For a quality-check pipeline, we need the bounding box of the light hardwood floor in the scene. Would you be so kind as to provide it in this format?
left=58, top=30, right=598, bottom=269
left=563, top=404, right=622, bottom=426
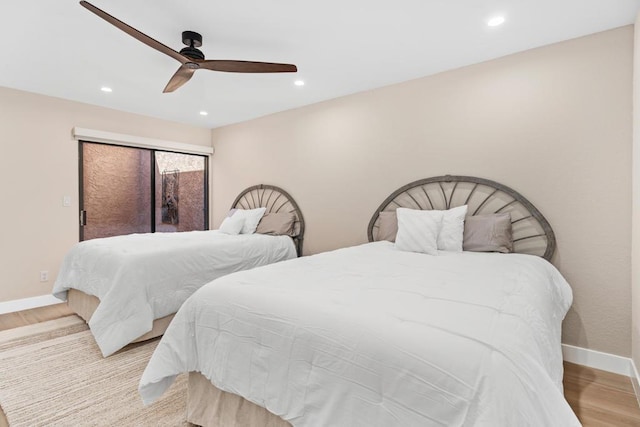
left=0, top=303, right=74, bottom=332
left=1, top=304, right=639, bottom=426
left=564, top=361, right=640, bottom=426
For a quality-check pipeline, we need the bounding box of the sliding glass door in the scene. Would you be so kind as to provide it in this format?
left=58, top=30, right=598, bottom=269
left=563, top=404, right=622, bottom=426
left=154, top=151, right=207, bottom=233
left=80, top=141, right=208, bottom=241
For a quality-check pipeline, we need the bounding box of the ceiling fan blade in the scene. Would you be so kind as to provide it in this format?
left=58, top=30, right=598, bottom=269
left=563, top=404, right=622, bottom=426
left=196, top=60, right=297, bottom=73
left=79, top=1, right=188, bottom=64
left=163, top=65, right=196, bottom=93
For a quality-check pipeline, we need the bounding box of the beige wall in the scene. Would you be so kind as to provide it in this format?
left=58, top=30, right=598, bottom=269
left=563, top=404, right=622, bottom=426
left=212, top=27, right=633, bottom=356
left=633, top=15, right=640, bottom=370
left=0, top=86, right=211, bottom=302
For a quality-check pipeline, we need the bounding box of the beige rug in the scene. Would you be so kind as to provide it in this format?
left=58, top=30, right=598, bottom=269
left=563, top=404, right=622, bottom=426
left=0, top=316, right=188, bottom=426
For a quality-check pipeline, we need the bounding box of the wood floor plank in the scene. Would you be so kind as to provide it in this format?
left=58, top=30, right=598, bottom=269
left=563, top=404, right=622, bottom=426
left=0, top=312, right=22, bottom=332
left=0, top=303, right=73, bottom=331
left=563, top=362, right=640, bottom=425
left=564, top=380, right=639, bottom=414
left=564, top=361, right=636, bottom=393
left=566, top=403, right=640, bottom=427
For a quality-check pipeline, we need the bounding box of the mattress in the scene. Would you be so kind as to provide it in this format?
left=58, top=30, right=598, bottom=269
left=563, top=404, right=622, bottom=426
left=53, top=230, right=296, bottom=356
left=139, top=241, right=579, bottom=426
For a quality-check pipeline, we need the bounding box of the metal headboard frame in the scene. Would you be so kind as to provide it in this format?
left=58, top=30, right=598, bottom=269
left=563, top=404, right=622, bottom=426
left=232, top=184, right=305, bottom=256
left=367, top=175, right=556, bottom=260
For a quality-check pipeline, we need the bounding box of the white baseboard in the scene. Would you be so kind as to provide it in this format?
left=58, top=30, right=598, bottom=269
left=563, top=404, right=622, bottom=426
left=562, top=343, right=633, bottom=377
left=0, top=295, right=63, bottom=315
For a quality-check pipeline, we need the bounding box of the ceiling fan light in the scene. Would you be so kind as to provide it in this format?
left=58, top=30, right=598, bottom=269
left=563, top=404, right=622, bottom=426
left=487, top=16, right=505, bottom=27
left=199, top=111, right=208, bottom=116
left=294, top=80, right=305, bottom=87
left=101, top=86, right=113, bottom=93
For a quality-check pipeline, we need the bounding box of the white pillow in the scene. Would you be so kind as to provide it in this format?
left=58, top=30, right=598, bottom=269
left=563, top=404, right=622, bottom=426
left=218, top=211, right=244, bottom=235
left=438, top=205, right=468, bottom=252
left=395, top=208, right=443, bottom=255
left=237, top=207, right=267, bottom=234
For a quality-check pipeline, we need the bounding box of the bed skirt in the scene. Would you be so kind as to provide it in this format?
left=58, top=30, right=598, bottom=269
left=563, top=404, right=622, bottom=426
left=67, top=289, right=174, bottom=343
left=187, top=372, right=292, bottom=427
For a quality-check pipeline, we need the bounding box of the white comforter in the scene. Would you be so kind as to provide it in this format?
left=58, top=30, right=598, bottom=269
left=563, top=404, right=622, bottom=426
left=53, top=230, right=296, bottom=356
left=139, top=241, right=579, bottom=426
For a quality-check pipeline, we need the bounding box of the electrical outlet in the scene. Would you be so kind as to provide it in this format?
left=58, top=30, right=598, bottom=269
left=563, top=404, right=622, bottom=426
left=63, top=196, right=71, bottom=207
left=40, top=270, right=49, bottom=282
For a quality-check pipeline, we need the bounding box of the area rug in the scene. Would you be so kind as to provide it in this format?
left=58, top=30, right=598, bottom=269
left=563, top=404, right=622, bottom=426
left=0, top=316, right=188, bottom=426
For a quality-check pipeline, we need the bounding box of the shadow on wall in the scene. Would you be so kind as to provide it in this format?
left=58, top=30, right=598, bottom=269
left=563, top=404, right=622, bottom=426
left=563, top=307, right=586, bottom=348
left=554, top=251, right=587, bottom=350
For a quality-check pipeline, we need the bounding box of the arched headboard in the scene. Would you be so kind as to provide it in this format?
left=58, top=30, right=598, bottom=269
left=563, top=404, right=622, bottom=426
left=232, top=184, right=305, bottom=256
left=367, top=175, right=556, bottom=260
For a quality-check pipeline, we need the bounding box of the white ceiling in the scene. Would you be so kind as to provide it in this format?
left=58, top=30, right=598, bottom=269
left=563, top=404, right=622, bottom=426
left=1, top=0, right=638, bottom=128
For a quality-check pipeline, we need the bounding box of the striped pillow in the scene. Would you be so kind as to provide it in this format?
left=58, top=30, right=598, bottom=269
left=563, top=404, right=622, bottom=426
left=395, top=208, right=443, bottom=255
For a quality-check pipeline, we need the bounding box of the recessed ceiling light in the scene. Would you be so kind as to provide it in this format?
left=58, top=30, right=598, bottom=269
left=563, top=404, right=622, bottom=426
left=294, top=80, right=305, bottom=87
left=100, top=86, right=113, bottom=93
left=487, top=16, right=505, bottom=27
left=199, top=111, right=208, bottom=116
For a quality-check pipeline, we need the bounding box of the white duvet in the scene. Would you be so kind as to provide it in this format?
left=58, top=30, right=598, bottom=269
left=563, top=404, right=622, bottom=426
left=139, top=241, right=579, bottom=426
left=53, top=230, right=296, bottom=356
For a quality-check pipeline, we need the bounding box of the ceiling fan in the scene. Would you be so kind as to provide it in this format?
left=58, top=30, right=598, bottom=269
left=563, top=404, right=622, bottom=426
left=79, top=1, right=298, bottom=93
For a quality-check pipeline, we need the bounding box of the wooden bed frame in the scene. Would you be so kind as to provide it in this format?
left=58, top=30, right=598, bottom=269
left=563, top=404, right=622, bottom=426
left=66, top=184, right=305, bottom=344
left=183, top=175, right=557, bottom=426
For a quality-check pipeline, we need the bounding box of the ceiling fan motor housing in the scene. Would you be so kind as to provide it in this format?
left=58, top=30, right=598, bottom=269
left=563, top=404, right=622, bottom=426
left=180, top=31, right=205, bottom=60
left=182, top=31, right=202, bottom=47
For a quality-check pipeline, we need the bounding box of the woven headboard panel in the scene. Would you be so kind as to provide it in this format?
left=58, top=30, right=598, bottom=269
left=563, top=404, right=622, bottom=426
left=232, top=184, right=305, bottom=256
left=367, top=175, right=556, bottom=260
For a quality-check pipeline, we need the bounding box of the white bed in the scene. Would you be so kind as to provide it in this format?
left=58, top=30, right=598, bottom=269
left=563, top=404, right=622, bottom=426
left=139, top=241, right=578, bottom=426
left=52, top=184, right=304, bottom=357
left=139, top=175, right=580, bottom=426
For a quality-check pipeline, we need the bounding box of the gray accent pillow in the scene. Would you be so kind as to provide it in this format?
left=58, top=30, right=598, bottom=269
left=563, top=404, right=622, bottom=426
left=256, top=212, right=296, bottom=236
left=377, top=211, right=398, bottom=242
left=463, top=213, right=513, bottom=253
